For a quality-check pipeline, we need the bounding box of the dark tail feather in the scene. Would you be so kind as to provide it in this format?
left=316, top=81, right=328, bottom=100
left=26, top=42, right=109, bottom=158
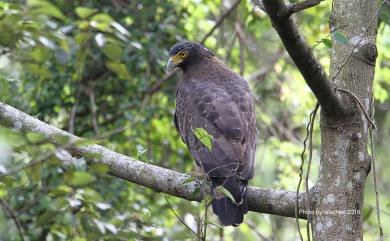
left=211, top=176, right=248, bottom=226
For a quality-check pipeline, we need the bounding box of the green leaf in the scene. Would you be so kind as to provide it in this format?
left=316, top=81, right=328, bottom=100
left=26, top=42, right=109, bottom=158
left=0, top=76, right=11, bottom=101
left=0, top=183, right=7, bottom=198
left=101, top=43, right=122, bottom=61
left=362, top=206, right=373, bottom=221
left=191, top=187, right=201, bottom=198
left=26, top=132, right=46, bottom=143
left=215, top=186, right=237, bottom=205
left=30, top=46, right=53, bottom=62
left=90, top=13, right=113, bottom=32
left=333, top=31, right=348, bottom=45
left=193, top=128, right=213, bottom=151
left=182, top=176, right=196, bottom=185
left=379, top=3, right=390, bottom=26
left=90, top=163, right=109, bottom=174
left=81, top=151, right=102, bottom=160
left=69, top=172, right=95, bottom=186
left=75, top=7, right=97, bottom=19
left=82, top=188, right=103, bottom=202
left=74, top=138, right=99, bottom=147
left=91, top=13, right=113, bottom=23
left=321, top=38, right=333, bottom=48
left=52, top=134, right=70, bottom=145
left=49, top=185, right=73, bottom=196
left=74, top=238, right=87, bottom=241
left=29, top=162, right=42, bottom=182
left=106, top=61, right=131, bottom=79
left=75, top=33, right=91, bottom=45
left=28, top=0, right=66, bottom=20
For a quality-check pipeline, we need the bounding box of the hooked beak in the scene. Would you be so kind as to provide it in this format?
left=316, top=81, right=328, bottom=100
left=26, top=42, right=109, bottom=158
left=166, top=57, right=177, bottom=71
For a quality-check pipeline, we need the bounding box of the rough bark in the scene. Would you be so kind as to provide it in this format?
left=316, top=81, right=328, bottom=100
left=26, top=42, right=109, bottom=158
left=311, top=1, right=378, bottom=240
left=259, top=0, right=379, bottom=240
left=0, top=102, right=307, bottom=219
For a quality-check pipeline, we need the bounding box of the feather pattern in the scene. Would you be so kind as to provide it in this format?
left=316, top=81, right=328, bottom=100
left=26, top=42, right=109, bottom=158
left=172, top=42, right=257, bottom=226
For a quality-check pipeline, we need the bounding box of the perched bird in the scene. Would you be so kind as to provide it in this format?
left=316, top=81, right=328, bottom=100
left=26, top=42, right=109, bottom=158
left=167, top=42, right=257, bottom=226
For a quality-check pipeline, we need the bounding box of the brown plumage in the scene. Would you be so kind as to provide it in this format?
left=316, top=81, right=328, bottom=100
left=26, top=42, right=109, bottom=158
left=167, top=42, right=257, bottom=226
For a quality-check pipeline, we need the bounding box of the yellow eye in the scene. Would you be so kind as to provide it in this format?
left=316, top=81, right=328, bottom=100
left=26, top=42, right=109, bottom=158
left=180, top=51, right=188, bottom=58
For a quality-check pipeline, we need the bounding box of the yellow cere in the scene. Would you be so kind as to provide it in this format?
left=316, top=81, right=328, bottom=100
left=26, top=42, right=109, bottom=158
left=171, top=50, right=188, bottom=64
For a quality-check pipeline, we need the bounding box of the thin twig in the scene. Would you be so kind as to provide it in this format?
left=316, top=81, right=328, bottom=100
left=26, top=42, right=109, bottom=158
left=370, top=131, right=384, bottom=241
left=201, top=196, right=211, bottom=241
left=88, top=87, right=100, bottom=134
left=254, top=98, right=300, bottom=143
left=235, top=22, right=245, bottom=76
left=219, top=227, right=224, bottom=241
left=305, top=103, right=319, bottom=241
left=288, top=0, right=325, bottom=16
left=247, top=50, right=284, bottom=82
left=296, top=103, right=319, bottom=241
left=0, top=151, right=56, bottom=179
left=0, top=198, right=25, bottom=241
left=331, top=0, right=386, bottom=83
left=247, top=221, right=273, bottom=241
left=68, top=90, right=81, bottom=134
left=145, top=70, right=177, bottom=96
left=369, top=94, right=384, bottom=241
left=200, top=0, right=242, bottom=44
left=336, top=88, right=376, bottom=129
left=164, top=194, right=203, bottom=240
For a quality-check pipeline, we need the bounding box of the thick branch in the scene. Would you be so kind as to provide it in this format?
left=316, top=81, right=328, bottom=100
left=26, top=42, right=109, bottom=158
left=0, top=102, right=306, bottom=219
left=261, top=0, right=346, bottom=116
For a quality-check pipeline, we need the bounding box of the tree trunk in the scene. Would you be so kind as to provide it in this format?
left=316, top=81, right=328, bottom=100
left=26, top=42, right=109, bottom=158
left=311, top=0, right=378, bottom=240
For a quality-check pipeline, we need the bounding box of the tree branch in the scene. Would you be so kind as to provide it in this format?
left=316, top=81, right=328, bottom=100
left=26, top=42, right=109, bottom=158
left=0, top=102, right=307, bottom=219
left=200, top=0, right=242, bottom=44
left=259, top=0, right=346, bottom=116
left=0, top=198, right=25, bottom=241
left=288, top=0, right=325, bottom=16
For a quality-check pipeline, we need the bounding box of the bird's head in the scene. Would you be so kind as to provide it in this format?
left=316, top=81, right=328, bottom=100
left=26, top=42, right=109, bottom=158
left=167, top=42, right=214, bottom=72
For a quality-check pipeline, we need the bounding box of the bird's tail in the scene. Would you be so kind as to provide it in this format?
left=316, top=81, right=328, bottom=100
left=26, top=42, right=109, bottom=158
left=211, top=176, right=248, bottom=226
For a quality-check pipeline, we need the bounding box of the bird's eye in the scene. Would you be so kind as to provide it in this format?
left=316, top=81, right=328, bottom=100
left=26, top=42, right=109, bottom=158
left=180, top=51, right=187, bottom=58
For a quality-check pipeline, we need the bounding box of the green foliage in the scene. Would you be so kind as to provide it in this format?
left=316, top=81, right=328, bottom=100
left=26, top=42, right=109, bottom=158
left=215, top=186, right=237, bottom=205
left=333, top=30, right=349, bottom=45
left=321, top=38, right=333, bottom=48
left=193, top=127, right=213, bottom=151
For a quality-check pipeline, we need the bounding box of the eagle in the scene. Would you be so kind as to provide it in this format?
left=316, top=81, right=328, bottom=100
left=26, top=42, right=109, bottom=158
left=167, top=42, right=257, bottom=226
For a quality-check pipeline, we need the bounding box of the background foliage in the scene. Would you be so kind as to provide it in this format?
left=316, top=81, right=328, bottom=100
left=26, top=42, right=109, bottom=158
left=0, top=0, right=389, bottom=240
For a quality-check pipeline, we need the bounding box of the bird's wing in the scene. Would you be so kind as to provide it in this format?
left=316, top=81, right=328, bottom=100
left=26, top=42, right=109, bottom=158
left=176, top=80, right=254, bottom=179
